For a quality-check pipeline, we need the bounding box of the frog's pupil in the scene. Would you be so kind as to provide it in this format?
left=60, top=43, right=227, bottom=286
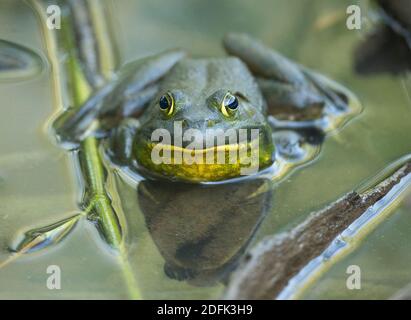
left=159, top=95, right=170, bottom=109
left=226, top=95, right=238, bottom=110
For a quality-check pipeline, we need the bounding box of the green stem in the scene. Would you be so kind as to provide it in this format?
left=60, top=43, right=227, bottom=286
left=81, top=138, right=123, bottom=247
left=30, top=0, right=141, bottom=299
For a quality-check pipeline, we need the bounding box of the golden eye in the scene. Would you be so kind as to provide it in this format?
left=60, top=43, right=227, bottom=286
left=221, top=92, right=239, bottom=117
left=159, top=92, right=174, bottom=116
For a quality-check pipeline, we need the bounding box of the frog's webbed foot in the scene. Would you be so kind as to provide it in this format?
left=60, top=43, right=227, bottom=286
left=223, top=33, right=354, bottom=130
left=52, top=49, right=186, bottom=149
left=273, top=128, right=324, bottom=163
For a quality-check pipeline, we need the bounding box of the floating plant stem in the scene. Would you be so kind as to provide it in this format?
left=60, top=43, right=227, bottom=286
left=29, top=0, right=141, bottom=299
left=0, top=214, right=82, bottom=269
left=9, top=214, right=82, bottom=254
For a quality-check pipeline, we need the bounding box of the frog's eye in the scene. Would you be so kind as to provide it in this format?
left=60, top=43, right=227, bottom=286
left=221, top=92, right=239, bottom=117
left=159, top=92, right=174, bottom=116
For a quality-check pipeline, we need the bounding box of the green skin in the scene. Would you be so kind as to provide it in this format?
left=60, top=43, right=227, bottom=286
left=53, top=33, right=353, bottom=182
left=133, top=57, right=275, bottom=181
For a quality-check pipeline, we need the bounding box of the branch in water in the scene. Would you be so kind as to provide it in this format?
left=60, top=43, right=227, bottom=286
left=224, top=162, right=411, bottom=299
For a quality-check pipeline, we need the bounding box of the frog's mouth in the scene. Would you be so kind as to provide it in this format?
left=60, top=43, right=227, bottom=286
left=134, top=137, right=274, bottom=182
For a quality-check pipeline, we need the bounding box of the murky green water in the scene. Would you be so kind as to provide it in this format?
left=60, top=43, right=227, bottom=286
left=1, top=0, right=411, bottom=299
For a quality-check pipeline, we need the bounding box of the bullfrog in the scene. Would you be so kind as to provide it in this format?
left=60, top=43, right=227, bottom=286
left=54, top=33, right=357, bottom=182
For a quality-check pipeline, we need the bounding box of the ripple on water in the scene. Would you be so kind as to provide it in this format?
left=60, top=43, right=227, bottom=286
left=0, top=39, right=43, bottom=81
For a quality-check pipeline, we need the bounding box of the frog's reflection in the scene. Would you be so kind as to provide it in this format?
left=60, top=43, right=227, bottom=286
left=137, top=178, right=273, bottom=285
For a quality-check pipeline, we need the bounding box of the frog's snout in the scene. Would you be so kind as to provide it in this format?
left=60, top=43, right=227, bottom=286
left=172, top=121, right=229, bottom=149
left=180, top=118, right=221, bottom=130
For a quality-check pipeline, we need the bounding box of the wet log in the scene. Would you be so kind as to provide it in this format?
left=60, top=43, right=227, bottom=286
left=224, top=162, right=411, bottom=299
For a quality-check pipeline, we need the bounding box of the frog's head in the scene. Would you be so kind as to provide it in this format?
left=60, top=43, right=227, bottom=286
left=134, top=58, right=274, bottom=182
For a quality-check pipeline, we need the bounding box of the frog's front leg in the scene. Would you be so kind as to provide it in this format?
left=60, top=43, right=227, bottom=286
left=53, top=49, right=185, bottom=148
left=223, top=33, right=350, bottom=128
left=105, top=118, right=139, bottom=167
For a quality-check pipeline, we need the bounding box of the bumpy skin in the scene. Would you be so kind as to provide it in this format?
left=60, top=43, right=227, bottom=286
left=54, top=33, right=354, bottom=182
left=134, top=58, right=275, bottom=181
left=137, top=58, right=266, bottom=136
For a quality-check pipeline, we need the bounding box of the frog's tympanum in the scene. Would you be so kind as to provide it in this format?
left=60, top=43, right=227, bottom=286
left=53, top=33, right=358, bottom=183
left=138, top=178, right=272, bottom=284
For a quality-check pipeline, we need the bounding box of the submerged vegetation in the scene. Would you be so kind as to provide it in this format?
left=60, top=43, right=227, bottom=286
left=22, top=0, right=140, bottom=298
left=0, top=0, right=411, bottom=300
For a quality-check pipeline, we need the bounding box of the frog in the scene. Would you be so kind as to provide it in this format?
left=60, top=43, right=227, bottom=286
left=53, top=33, right=357, bottom=183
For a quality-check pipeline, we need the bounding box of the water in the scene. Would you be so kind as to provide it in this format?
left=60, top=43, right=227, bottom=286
left=301, top=185, right=411, bottom=299
left=1, top=0, right=411, bottom=299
